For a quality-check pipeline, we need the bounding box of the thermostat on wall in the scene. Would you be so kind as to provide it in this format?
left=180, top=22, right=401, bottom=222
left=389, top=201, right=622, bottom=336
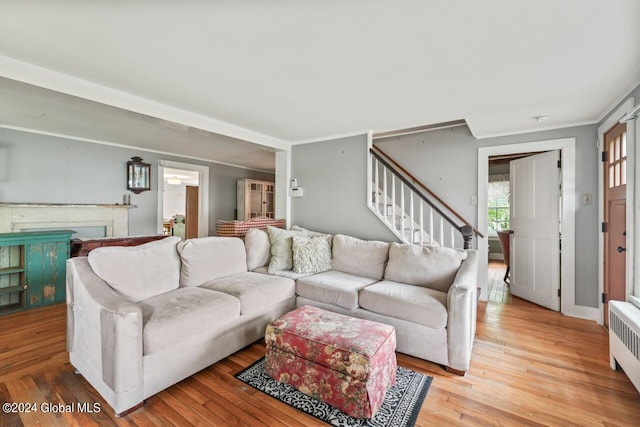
left=290, top=187, right=304, bottom=197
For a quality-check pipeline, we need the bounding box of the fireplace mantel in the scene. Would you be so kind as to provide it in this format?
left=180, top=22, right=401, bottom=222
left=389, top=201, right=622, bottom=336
left=0, top=203, right=135, bottom=236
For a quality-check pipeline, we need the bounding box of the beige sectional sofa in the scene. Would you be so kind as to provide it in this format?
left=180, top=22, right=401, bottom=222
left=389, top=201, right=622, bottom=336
left=66, top=236, right=296, bottom=415
left=247, top=227, right=478, bottom=375
left=66, top=228, right=478, bottom=415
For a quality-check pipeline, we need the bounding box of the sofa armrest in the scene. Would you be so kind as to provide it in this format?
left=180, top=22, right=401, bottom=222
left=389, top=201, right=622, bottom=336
left=66, top=257, right=143, bottom=397
left=446, top=250, right=478, bottom=373
left=67, top=257, right=142, bottom=313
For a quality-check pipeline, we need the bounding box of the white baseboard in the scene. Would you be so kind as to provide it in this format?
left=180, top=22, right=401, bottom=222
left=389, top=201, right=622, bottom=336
left=563, top=305, right=599, bottom=322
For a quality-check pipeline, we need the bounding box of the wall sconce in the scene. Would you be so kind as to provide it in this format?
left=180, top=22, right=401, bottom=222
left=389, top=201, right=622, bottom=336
left=127, top=156, right=151, bottom=194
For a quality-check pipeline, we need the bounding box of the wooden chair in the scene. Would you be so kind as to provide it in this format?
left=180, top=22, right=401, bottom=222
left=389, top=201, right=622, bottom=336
left=496, top=230, right=511, bottom=283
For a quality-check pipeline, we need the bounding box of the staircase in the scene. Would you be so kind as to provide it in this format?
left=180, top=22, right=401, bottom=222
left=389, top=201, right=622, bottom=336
left=368, top=145, right=482, bottom=249
left=373, top=191, right=438, bottom=245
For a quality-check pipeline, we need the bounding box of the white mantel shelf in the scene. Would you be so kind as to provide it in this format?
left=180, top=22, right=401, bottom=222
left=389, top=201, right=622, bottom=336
left=0, top=203, right=137, bottom=208
left=0, top=203, right=135, bottom=236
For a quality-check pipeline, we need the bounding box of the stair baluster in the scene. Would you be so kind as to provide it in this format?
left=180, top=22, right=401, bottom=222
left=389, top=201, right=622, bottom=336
left=368, top=145, right=483, bottom=249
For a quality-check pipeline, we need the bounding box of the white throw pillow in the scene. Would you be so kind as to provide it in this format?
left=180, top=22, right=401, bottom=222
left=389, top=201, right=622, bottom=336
left=384, top=243, right=467, bottom=292
left=267, top=226, right=305, bottom=274
left=292, top=235, right=332, bottom=274
left=88, top=236, right=181, bottom=302
left=244, top=228, right=272, bottom=271
left=290, top=225, right=334, bottom=247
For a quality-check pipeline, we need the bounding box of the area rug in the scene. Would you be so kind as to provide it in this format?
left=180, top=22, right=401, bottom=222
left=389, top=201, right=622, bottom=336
left=235, top=358, right=432, bottom=427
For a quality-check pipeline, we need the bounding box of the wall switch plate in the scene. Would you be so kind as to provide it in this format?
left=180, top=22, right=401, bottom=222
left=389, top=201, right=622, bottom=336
left=470, top=196, right=477, bottom=206
left=582, top=194, right=592, bottom=205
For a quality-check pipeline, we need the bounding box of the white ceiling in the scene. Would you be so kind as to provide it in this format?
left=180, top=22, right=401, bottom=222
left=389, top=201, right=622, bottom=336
left=0, top=1, right=639, bottom=170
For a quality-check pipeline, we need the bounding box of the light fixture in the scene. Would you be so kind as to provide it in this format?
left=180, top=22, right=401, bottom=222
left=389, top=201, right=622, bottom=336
left=167, top=178, right=182, bottom=185
left=127, top=157, right=151, bottom=194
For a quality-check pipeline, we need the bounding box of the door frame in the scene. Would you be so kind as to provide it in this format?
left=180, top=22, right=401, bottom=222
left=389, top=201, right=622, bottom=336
left=598, top=98, right=636, bottom=324
left=157, top=160, right=210, bottom=237
left=478, top=138, right=585, bottom=318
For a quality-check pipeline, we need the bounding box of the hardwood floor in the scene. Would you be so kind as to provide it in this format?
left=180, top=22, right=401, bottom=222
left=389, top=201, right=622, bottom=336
left=487, top=260, right=511, bottom=304
left=1, top=294, right=639, bottom=426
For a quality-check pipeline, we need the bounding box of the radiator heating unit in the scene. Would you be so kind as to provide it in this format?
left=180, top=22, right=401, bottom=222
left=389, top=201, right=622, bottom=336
left=609, top=300, right=640, bottom=393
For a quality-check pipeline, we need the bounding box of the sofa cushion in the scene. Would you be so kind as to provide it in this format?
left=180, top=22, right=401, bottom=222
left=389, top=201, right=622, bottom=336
left=88, top=236, right=181, bottom=302
left=292, top=235, right=332, bottom=274
left=201, top=272, right=295, bottom=314
left=267, top=226, right=305, bottom=273
left=139, top=287, right=241, bottom=355
left=384, top=243, right=467, bottom=292
left=296, top=270, right=379, bottom=310
left=245, top=228, right=271, bottom=271
left=331, top=234, right=390, bottom=280
left=359, top=280, right=448, bottom=329
left=177, top=237, right=247, bottom=287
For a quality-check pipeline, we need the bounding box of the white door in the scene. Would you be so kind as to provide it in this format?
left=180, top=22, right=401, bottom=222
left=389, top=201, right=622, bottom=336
left=509, top=150, right=561, bottom=311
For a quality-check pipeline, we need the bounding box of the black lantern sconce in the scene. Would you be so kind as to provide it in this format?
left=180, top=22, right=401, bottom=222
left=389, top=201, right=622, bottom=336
left=127, top=157, right=151, bottom=194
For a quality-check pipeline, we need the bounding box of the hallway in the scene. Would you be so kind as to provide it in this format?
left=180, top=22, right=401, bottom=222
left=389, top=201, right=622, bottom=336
left=487, top=260, right=511, bottom=303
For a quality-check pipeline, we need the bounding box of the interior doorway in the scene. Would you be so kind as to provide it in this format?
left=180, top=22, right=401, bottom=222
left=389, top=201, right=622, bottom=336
left=486, top=151, right=545, bottom=304
left=509, top=150, right=561, bottom=311
left=162, top=167, right=200, bottom=239
left=478, top=138, right=583, bottom=318
left=157, top=160, right=210, bottom=237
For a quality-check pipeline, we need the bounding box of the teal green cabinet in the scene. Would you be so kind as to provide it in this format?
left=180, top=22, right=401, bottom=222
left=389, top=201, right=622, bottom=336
left=0, top=230, right=74, bottom=315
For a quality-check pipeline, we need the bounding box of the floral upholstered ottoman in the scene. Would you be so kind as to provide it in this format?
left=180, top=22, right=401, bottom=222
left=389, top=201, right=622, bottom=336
left=264, top=305, right=397, bottom=419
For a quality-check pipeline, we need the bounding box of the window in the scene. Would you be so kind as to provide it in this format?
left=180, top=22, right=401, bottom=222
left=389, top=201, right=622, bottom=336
left=607, top=131, right=626, bottom=188
left=488, top=174, right=510, bottom=235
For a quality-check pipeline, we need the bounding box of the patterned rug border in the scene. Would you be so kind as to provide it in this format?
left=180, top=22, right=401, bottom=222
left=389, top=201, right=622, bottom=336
left=234, top=357, right=432, bottom=427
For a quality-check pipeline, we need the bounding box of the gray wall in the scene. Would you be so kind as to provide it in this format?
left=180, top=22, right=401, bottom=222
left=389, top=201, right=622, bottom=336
left=289, top=124, right=599, bottom=307
left=0, top=128, right=274, bottom=235
left=291, top=135, right=396, bottom=242
left=376, top=124, right=599, bottom=307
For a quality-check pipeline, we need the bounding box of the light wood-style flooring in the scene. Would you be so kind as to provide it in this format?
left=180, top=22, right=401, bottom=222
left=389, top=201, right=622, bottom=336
left=487, top=260, right=511, bottom=304
left=1, top=281, right=639, bottom=426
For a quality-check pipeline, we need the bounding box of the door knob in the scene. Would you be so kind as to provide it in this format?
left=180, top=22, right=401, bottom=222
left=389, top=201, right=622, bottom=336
left=617, top=246, right=626, bottom=253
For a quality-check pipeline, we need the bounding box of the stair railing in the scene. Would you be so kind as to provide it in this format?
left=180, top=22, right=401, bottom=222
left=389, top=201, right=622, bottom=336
left=369, top=145, right=483, bottom=249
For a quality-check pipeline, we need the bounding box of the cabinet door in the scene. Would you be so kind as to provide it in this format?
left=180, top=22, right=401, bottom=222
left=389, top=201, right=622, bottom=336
left=26, top=242, right=68, bottom=307
left=249, top=181, right=265, bottom=218
left=264, top=183, right=275, bottom=218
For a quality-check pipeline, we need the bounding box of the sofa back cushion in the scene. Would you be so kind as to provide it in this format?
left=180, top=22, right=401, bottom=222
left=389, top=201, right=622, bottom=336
left=244, top=228, right=271, bottom=271
left=384, top=243, right=467, bottom=292
left=177, top=237, right=247, bottom=287
left=331, top=234, right=390, bottom=280
left=88, top=236, right=181, bottom=302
